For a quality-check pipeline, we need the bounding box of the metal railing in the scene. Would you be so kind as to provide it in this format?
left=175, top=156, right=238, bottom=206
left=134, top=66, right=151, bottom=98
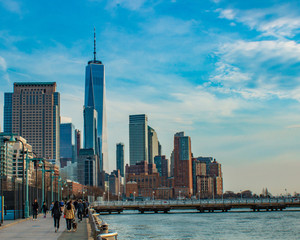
left=88, top=208, right=118, bottom=240
left=91, top=197, right=300, bottom=208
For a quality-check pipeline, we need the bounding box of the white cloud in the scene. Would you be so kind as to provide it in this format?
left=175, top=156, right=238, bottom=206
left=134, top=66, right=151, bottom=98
left=0, top=56, right=7, bottom=71
left=0, top=0, right=21, bottom=14
left=217, top=6, right=300, bottom=38
left=217, top=8, right=235, bottom=20
left=145, top=17, right=196, bottom=36
left=210, top=39, right=300, bottom=101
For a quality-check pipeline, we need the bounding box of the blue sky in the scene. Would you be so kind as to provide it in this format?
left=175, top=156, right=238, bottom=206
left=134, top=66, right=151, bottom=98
left=1, top=0, right=300, bottom=195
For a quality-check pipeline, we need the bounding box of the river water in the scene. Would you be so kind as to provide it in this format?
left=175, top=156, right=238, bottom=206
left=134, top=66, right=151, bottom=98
left=101, top=209, right=300, bottom=239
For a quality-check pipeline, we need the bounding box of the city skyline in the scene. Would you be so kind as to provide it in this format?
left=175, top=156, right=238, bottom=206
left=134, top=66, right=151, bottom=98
left=0, top=0, right=300, bottom=195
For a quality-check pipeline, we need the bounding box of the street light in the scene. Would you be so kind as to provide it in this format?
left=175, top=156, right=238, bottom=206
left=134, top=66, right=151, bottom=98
left=198, top=190, right=201, bottom=201
left=179, top=191, right=181, bottom=200
left=118, top=192, right=120, bottom=202
left=153, top=191, right=155, bottom=201
left=103, top=192, right=106, bottom=202
left=133, top=191, right=136, bottom=202
left=240, top=190, right=243, bottom=201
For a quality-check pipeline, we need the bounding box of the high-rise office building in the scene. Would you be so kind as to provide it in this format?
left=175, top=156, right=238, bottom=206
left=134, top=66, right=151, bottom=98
left=78, top=148, right=98, bottom=186
left=129, top=114, right=148, bottom=165
left=4, top=82, right=60, bottom=165
left=84, top=30, right=108, bottom=173
left=60, top=123, right=76, bottom=168
left=83, top=107, right=98, bottom=151
left=148, top=126, right=159, bottom=164
left=116, top=143, right=125, bottom=177
left=75, top=129, right=81, bottom=157
left=3, top=93, right=12, bottom=133
left=173, top=132, right=193, bottom=197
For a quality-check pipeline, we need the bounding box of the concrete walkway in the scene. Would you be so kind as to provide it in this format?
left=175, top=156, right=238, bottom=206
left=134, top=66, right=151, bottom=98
left=0, top=215, right=66, bottom=239
left=0, top=215, right=90, bottom=240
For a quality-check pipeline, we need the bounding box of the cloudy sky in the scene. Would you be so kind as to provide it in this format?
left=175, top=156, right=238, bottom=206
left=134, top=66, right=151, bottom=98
left=1, top=0, right=300, bottom=195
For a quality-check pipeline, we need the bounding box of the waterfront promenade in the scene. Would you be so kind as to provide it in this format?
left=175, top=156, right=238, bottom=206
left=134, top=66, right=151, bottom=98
left=0, top=215, right=90, bottom=240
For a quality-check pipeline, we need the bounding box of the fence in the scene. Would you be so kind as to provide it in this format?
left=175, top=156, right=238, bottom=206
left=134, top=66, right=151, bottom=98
left=1, top=177, right=58, bottom=220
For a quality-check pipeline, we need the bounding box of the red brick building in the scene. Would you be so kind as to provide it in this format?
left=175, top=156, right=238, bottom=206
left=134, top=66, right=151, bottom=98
left=173, top=132, right=193, bottom=198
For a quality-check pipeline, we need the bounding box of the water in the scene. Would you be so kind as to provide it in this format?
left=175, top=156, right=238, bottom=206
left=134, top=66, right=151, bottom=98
left=101, top=209, right=300, bottom=239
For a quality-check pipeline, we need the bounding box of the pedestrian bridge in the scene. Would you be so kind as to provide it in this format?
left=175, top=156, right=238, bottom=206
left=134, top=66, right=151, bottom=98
left=92, top=198, right=300, bottom=214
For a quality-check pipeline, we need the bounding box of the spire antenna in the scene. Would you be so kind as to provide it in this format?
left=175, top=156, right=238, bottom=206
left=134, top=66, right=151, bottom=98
left=94, top=27, right=96, bottom=61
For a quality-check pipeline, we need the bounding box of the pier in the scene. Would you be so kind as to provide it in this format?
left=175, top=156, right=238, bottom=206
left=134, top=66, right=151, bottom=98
left=92, top=198, right=300, bottom=214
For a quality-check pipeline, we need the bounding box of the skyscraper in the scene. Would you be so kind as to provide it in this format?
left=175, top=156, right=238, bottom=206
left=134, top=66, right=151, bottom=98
left=173, top=132, right=193, bottom=197
left=60, top=123, right=76, bottom=168
left=129, top=114, right=148, bottom=165
left=75, top=129, right=81, bottom=157
left=116, top=143, right=125, bottom=177
left=148, top=126, right=159, bottom=164
left=4, top=82, right=60, bottom=165
left=84, top=29, right=108, bottom=173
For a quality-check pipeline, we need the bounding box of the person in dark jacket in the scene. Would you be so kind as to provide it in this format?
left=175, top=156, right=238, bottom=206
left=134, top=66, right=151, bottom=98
left=41, top=202, right=48, bottom=218
left=51, top=201, right=62, bottom=232
left=77, top=200, right=84, bottom=222
left=32, top=199, right=39, bottom=220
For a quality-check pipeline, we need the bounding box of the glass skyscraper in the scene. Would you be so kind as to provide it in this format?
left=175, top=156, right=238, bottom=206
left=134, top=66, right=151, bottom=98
left=129, top=114, right=148, bottom=165
left=60, top=123, right=76, bottom=168
left=116, top=143, right=125, bottom=177
left=84, top=30, right=108, bottom=173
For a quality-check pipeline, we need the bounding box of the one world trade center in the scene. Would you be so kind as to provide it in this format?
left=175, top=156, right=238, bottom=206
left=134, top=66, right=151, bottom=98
left=83, top=29, right=108, bottom=175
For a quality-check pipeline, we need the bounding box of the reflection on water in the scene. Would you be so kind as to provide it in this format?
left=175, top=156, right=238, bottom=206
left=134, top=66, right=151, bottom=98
left=101, top=209, right=300, bottom=240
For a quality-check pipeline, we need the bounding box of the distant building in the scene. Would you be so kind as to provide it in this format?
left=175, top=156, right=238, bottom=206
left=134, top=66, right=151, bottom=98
left=84, top=31, right=108, bottom=172
left=60, top=161, right=78, bottom=182
left=192, top=157, right=223, bottom=198
left=129, top=114, right=148, bottom=165
left=60, top=123, right=76, bottom=168
left=173, top=132, right=193, bottom=198
left=0, top=134, right=34, bottom=182
left=125, top=181, right=138, bottom=198
left=108, top=170, right=120, bottom=196
left=83, top=107, right=98, bottom=153
left=148, top=126, right=159, bottom=164
left=77, top=148, right=98, bottom=186
left=116, top=143, right=125, bottom=177
left=154, top=155, right=169, bottom=177
left=170, top=150, right=174, bottom=177
left=4, top=82, right=60, bottom=165
left=75, top=129, right=81, bottom=158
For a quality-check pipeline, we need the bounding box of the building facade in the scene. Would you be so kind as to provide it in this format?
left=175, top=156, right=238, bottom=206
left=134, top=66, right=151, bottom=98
left=77, top=148, right=98, bottom=186
left=4, top=82, right=60, bottom=165
left=116, top=143, right=125, bottom=177
left=60, top=123, right=76, bottom=168
left=173, top=132, right=193, bottom=198
left=148, top=126, right=159, bottom=164
left=129, top=114, right=148, bottom=165
left=84, top=34, right=108, bottom=172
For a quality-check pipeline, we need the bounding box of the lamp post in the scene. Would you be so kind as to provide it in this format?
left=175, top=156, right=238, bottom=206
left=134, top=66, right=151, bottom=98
left=118, top=192, right=120, bottom=202
left=198, top=190, right=200, bottom=201
left=153, top=191, right=155, bottom=201
left=240, top=190, right=243, bottom=202
left=133, top=191, right=136, bottom=202
left=179, top=191, right=181, bottom=200
left=103, top=192, right=106, bottom=202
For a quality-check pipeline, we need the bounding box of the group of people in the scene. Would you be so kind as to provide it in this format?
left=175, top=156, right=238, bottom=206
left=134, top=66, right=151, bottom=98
left=31, top=199, right=89, bottom=233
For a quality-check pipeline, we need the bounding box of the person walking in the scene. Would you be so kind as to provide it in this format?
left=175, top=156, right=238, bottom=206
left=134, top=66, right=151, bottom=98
left=32, top=199, right=39, bottom=221
left=77, top=200, right=84, bottom=222
left=51, top=201, right=62, bottom=233
left=50, top=201, right=54, bottom=211
left=64, top=200, right=75, bottom=232
left=41, top=202, right=48, bottom=218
